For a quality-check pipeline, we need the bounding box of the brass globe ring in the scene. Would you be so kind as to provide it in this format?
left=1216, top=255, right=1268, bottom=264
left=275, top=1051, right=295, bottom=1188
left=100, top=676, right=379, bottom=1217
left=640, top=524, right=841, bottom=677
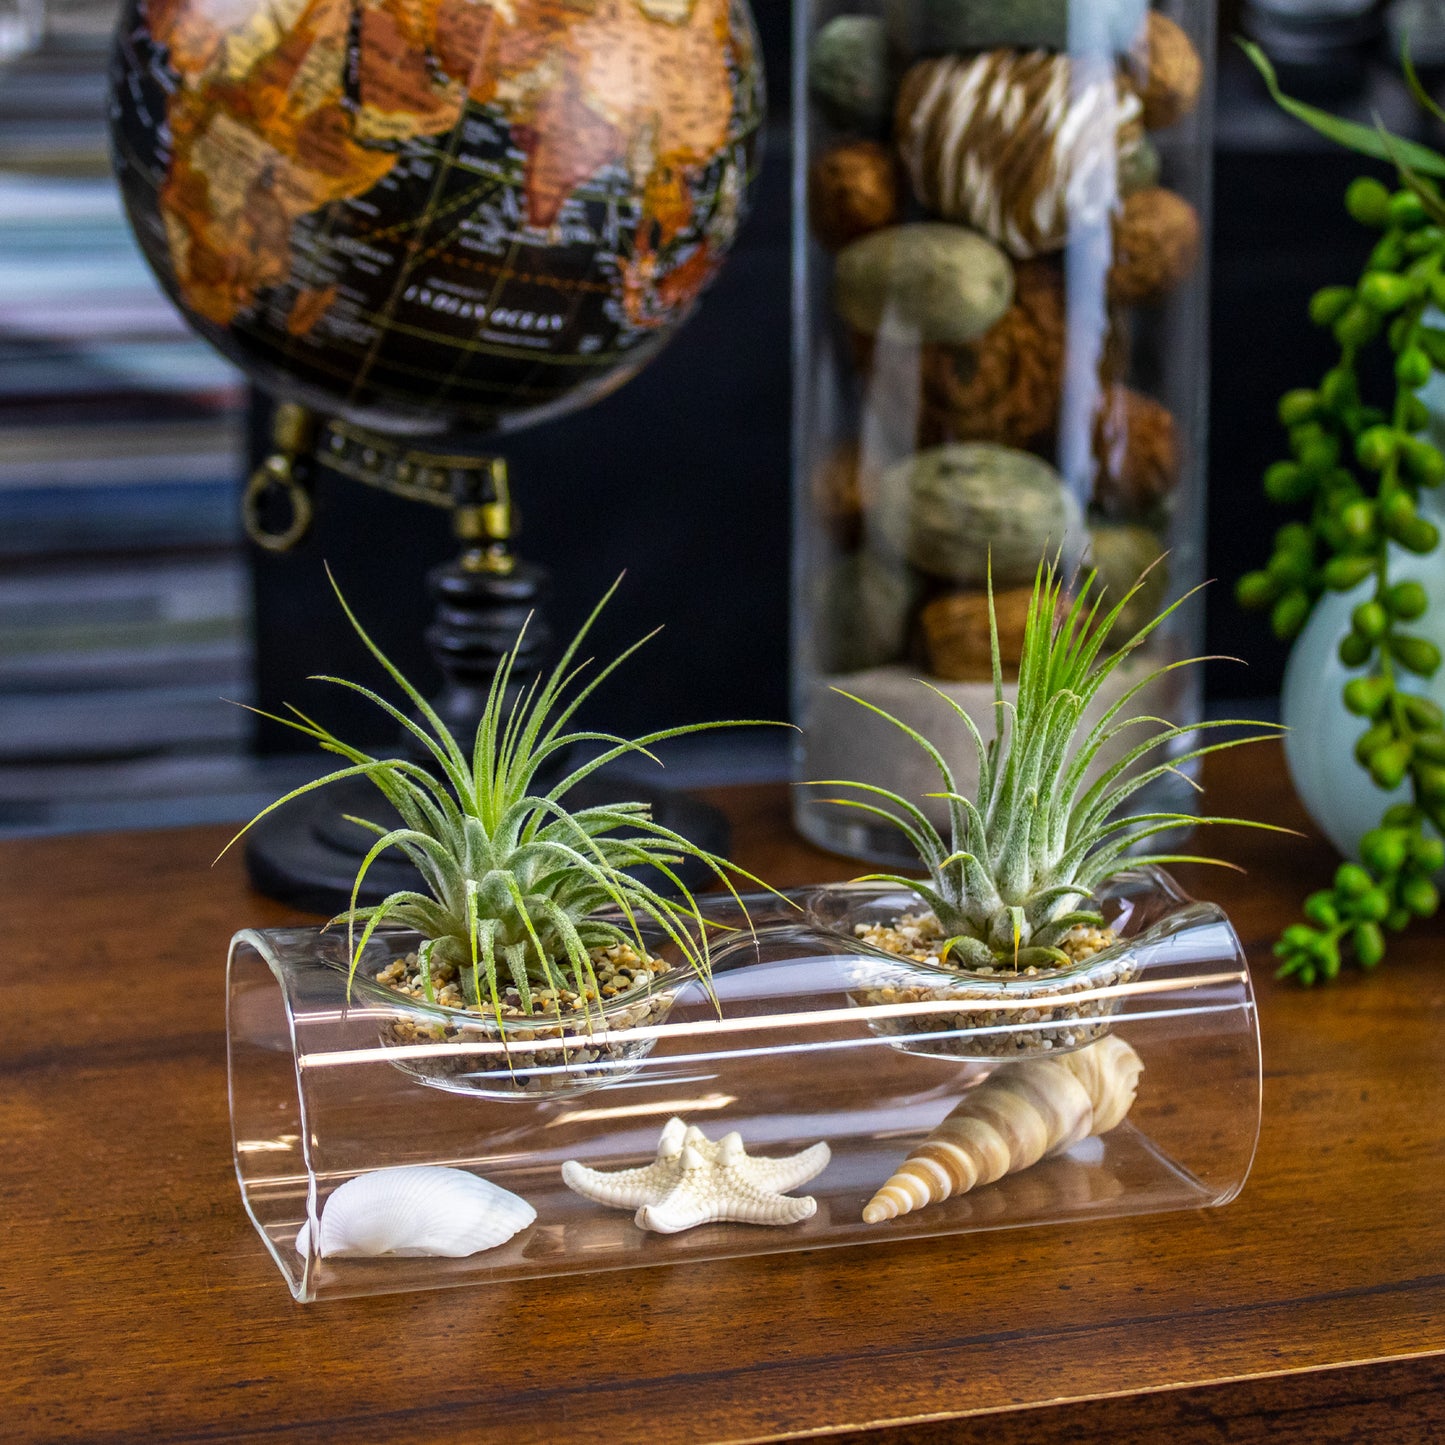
left=244, top=452, right=314, bottom=552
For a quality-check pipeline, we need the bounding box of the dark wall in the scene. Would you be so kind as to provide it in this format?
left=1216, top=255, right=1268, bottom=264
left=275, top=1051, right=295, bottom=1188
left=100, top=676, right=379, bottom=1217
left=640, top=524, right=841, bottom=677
left=1207, top=148, right=1392, bottom=697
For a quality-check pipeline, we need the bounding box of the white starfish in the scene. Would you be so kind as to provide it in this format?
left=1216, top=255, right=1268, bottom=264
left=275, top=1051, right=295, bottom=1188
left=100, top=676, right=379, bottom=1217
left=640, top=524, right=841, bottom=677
left=561, top=1116, right=831, bottom=1234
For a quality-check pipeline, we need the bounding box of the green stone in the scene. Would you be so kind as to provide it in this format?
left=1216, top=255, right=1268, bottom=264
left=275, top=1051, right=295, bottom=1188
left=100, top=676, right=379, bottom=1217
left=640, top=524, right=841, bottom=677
left=834, top=224, right=1014, bottom=346
left=876, top=443, right=1079, bottom=585
left=808, top=16, right=893, bottom=134
left=1119, top=134, right=1161, bottom=197
left=1086, top=522, right=1169, bottom=637
left=815, top=551, right=922, bottom=674
left=888, top=0, right=1148, bottom=54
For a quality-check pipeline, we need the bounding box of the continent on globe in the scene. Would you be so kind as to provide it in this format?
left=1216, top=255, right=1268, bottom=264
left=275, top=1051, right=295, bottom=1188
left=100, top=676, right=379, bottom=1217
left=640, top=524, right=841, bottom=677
left=109, top=0, right=764, bottom=434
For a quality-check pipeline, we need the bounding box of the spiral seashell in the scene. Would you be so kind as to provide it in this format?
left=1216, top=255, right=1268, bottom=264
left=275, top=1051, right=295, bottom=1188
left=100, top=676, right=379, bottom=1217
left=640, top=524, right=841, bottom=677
left=295, top=1166, right=536, bottom=1259
left=863, top=1035, right=1143, bottom=1223
left=895, top=50, right=1143, bottom=259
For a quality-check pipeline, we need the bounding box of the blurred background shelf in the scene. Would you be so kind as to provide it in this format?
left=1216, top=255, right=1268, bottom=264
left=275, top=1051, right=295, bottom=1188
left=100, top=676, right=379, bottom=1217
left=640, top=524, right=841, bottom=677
left=0, top=24, right=254, bottom=835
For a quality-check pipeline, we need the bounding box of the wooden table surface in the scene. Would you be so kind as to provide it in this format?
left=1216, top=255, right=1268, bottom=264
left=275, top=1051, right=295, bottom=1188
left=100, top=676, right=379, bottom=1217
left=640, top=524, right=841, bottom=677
left=4, top=740, right=1444, bottom=1443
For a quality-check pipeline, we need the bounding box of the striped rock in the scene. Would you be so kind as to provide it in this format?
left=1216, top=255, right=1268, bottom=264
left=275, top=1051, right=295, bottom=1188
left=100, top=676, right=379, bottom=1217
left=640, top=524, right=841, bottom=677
left=895, top=50, right=1143, bottom=259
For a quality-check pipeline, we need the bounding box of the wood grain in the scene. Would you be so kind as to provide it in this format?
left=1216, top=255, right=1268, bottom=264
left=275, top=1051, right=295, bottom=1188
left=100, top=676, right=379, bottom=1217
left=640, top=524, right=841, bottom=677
left=2, top=743, right=1443, bottom=1442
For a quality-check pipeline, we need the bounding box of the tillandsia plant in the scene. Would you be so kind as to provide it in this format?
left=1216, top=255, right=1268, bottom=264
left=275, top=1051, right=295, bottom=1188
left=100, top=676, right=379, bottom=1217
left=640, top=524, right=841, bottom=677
left=1236, top=42, right=1445, bottom=983
left=226, top=572, right=774, bottom=1024
left=812, top=560, right=1284, bottom=970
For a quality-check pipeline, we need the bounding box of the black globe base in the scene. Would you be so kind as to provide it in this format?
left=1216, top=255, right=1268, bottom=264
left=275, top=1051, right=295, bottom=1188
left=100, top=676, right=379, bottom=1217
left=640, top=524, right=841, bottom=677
left=243, top=773, right=731, bottom=917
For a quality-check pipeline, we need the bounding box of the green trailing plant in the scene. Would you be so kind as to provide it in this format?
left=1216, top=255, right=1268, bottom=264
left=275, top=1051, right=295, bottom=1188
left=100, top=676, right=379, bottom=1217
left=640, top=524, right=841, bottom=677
left=1236, top=42, right=1445, bottom=983
left=811, top=561, right=1284, bottom=970
left=225, top=572, right=775, bottom=1021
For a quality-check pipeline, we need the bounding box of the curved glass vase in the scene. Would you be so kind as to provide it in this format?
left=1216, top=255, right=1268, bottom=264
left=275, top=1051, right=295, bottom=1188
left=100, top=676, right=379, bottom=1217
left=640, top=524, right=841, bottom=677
left=228, top=873, right=1259, bottom=1303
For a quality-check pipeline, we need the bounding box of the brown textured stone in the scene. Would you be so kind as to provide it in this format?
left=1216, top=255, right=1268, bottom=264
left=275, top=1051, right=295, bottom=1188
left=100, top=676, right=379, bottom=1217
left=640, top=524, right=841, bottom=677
left=1108, top=188, right=1200, bottom=306
left=848, top=264, right=1063, bottom=449
left=808, top=140, right=902, bottom=251
left=810, top=441, right=879, bottom=549
left=917, top=261, right=1066, bottom=448
left=920, top=586, right=1034, bottom=682
left=851, top=265, right=1131, bottom=453
left=1130, top=12, right=1204, bottom=132
left=1092, top=386, right=1179, bottom=514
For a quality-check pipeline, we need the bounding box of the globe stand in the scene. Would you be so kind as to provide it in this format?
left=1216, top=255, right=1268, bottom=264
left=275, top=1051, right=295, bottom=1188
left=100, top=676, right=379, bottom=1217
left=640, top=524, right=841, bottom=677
left=241, top=411, right=729, bottom=916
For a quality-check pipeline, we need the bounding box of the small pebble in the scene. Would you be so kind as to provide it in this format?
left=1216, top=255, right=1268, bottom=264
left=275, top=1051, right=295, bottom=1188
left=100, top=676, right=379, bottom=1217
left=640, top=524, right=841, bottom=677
left=852, top=910, right=1130, bottom=1059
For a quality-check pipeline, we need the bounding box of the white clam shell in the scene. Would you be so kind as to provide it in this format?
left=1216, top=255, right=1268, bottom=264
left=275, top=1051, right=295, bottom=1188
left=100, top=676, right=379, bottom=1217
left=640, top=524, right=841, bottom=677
left=295, top=1166, right=536, bottom=1259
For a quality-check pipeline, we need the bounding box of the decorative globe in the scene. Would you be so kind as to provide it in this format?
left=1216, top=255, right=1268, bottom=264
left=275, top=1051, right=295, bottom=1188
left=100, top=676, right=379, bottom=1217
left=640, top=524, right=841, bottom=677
left=108, top=0, right=764, bottom=436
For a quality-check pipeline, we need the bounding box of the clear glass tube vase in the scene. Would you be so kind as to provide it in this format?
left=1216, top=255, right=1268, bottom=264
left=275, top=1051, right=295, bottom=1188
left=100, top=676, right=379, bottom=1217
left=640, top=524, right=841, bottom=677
left=228, top=876, right=1258, bottom=1303
left=791, top=0, right=1215, bottom=860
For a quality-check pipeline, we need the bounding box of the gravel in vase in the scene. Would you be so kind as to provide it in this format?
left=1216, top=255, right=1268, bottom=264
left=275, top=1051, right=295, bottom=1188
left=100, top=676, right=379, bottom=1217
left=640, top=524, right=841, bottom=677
left=373, top=943, right=676, bottom=1093
left=850, top=911, right=1140, bottom=1060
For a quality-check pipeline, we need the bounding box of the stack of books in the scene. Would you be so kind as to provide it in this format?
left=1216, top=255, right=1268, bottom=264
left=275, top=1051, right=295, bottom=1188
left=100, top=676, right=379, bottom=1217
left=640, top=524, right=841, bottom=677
left=0, top=37, right=262, bottom=836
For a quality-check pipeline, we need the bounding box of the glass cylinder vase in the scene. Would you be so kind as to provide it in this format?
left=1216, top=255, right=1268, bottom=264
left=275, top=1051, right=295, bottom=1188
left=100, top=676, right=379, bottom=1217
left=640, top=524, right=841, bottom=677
left=792, top=0, right=1214, bottom=861
left=228, top=879, right=1258, bottom=1303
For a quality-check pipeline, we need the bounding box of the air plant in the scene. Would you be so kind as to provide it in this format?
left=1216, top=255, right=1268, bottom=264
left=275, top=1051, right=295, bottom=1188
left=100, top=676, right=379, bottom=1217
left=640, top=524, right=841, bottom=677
left=226, top=573, right=775, bottom=1021
left=812, top=560, right=1286, bottom=970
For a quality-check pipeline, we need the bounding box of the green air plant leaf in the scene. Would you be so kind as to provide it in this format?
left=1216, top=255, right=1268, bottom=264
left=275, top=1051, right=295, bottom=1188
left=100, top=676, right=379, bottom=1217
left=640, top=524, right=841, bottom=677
left=222, top=569, right=787, bottom=1024
left=1401, top=34, right=1445, bottom=128
left=813, top=560, right=1287, bottom=971
left=1239, top=40, right=1445, bottom=177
